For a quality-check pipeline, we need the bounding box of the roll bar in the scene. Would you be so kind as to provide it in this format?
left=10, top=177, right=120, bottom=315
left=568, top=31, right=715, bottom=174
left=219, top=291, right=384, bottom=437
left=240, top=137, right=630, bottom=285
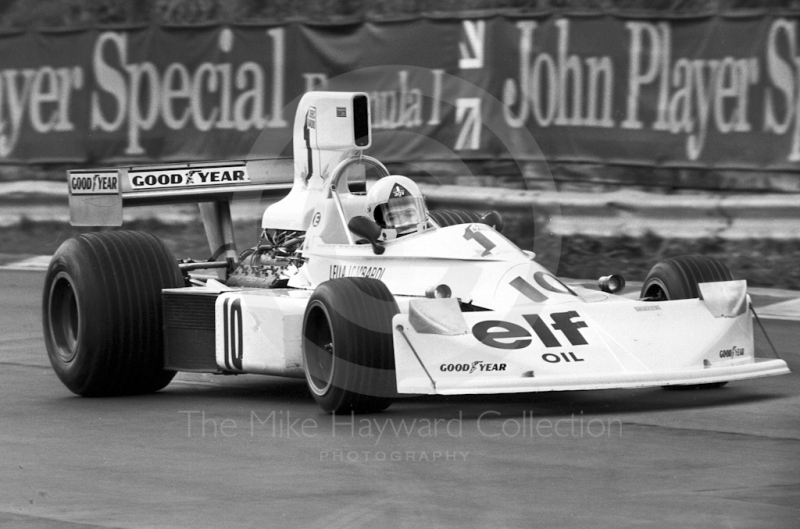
left=328, top=154, right=390, bottom=245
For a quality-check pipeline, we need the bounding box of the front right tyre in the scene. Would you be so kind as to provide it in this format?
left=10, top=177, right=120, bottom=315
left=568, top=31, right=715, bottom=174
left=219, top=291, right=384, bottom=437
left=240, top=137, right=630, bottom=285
left=302, top=277, right=399, bottom=414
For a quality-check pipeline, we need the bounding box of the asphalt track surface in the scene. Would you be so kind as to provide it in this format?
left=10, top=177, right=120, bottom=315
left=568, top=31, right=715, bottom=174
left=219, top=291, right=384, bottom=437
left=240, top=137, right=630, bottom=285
left=1, top=269, right=798, bottom=529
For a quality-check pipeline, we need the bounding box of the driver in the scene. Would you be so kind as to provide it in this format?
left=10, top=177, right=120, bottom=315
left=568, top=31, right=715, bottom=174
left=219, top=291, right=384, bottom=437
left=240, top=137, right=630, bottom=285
left=366, top=175, right=429, bottom=240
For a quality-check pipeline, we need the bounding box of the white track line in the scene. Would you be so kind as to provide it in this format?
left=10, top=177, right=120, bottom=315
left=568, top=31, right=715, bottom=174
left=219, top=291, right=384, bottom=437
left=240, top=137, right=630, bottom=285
left=0, top=255, right=51, bottom=271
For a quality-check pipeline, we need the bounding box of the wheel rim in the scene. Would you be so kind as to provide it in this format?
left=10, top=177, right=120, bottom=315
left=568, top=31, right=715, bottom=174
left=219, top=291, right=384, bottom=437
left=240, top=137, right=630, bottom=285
left=48, top=272, right=80, bottom=363
left=304, top=302, right=335, bottom=397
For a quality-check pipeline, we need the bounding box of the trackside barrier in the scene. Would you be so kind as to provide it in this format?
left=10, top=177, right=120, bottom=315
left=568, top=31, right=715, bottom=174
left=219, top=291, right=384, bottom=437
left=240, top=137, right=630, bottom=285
left=3, top=181, right=800, bottom=239
left=419, top=185, right=800, bottom=240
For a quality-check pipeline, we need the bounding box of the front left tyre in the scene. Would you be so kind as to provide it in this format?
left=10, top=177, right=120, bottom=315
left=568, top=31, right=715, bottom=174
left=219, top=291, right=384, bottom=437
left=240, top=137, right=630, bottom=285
left=42, top=231, right=184, bottom=396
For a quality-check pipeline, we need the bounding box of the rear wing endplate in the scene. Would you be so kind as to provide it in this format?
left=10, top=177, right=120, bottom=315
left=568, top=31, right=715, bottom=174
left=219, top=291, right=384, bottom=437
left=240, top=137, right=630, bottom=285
left=68, top=158, right=293, bottom=226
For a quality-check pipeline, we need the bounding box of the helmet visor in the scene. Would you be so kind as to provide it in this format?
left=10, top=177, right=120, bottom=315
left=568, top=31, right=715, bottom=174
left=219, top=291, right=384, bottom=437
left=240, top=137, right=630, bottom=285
left=381, top=196, right=426, bottom=229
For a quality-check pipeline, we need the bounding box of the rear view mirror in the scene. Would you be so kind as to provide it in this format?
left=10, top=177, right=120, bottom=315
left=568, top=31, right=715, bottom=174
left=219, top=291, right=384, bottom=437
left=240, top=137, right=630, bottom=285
left=480, top=211, right=504, bottom=232
left=348, top=216, right=385, bottom=255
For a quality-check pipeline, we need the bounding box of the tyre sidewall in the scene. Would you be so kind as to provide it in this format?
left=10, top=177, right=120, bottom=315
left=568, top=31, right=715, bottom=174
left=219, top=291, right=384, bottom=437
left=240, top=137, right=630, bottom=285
left=42, top=240, right=110, bottom=395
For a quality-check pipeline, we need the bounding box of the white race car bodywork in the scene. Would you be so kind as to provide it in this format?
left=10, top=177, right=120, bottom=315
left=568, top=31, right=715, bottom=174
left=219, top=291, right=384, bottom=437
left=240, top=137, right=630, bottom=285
left=192, top=220, right=787, bottom=395
left=68, top=90, right=790, bottom=401
left=393, top=296, right=783, bottom=395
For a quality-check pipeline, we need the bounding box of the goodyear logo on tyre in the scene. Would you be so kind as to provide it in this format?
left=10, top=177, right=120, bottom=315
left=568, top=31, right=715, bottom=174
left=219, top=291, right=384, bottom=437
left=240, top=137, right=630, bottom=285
left=128, top=165, right=250, bottom=190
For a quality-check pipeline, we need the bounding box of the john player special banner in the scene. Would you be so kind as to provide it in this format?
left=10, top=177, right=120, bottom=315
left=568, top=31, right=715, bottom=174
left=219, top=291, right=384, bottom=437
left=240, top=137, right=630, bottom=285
left=1, top=14, right=799, bottom=170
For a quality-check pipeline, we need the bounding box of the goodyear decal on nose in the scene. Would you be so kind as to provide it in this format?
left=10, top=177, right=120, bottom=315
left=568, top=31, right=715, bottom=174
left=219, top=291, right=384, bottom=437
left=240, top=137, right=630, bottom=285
left=128, top=165, right=250, bottom=190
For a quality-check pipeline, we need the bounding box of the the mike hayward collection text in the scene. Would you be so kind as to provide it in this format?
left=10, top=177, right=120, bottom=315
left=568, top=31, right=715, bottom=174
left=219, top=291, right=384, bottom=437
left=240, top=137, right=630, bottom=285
left=180, top=410, right=623, bottom=442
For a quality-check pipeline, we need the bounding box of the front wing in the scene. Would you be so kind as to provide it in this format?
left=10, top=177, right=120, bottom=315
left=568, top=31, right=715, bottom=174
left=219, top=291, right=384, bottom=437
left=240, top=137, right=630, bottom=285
left=391, top=294, right=790, bottom=395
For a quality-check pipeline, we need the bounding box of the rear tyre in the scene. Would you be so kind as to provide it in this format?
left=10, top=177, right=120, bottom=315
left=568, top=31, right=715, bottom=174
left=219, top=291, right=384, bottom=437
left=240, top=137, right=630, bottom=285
left=302, top=278, right=399, bottom=414
left=42, top=231, right=184, bottom=396
left=641, top=255, right=732, bottom=390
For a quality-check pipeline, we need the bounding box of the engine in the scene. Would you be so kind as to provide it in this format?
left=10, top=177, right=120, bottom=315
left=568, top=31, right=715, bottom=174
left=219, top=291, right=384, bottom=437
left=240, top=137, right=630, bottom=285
left=226, top=229, right=306, bottom=288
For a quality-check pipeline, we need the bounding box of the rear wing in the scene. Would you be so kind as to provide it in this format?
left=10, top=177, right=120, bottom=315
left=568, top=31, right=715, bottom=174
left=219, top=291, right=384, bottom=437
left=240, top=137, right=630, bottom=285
left=68, top=157, right=294, bottom=273
left=66, top=91, right=373, bottom=272
left=68, top=158, right=293, bottom=227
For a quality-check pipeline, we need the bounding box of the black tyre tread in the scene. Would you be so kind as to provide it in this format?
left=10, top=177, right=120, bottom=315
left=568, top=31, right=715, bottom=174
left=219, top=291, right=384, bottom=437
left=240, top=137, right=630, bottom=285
left=674, top=255, right=732, bottom=298
left=429, top=209, right=484, bottom=228
left=43, top=231, right=183, bottom=396
left=304, top=277, right=399, bottom=414
left=83, top=232, right=161, bottom=394
left=329, top=277, right=395, bottom=413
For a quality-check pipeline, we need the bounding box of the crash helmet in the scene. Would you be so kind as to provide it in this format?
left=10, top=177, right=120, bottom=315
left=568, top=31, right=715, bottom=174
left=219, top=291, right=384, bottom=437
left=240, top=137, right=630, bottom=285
left=367, top=175, right=428, bottom=232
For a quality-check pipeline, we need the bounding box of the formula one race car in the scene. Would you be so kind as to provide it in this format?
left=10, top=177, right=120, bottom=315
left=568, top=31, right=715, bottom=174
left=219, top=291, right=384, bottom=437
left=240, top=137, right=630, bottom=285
left=44, top=92, right=790, bottom=413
